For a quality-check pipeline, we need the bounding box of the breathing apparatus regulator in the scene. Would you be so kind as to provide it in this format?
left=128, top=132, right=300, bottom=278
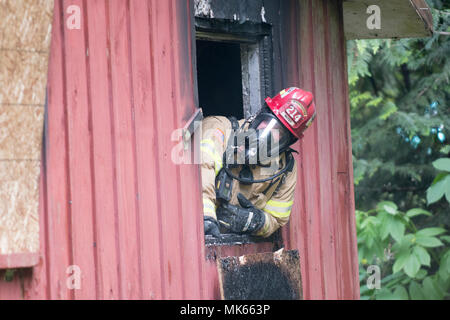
left=215, top=110, right=296, bottom=203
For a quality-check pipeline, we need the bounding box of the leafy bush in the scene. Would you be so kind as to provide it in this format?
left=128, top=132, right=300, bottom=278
left=427, top=158, right=450, bottom=204
left=358, top=159, right=450, bottom=300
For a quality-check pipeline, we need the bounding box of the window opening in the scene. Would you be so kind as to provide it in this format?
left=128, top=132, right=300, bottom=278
left=195, top=19, right=279, bottom=246
left=196, top=40, right=244, bottom=119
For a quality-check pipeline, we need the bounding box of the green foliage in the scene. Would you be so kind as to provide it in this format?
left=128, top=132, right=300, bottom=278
left=357, top=186, right=449, bottom=299
left=427, top=158, right=450, bottom=204
left=348, top=0, right=450, bottom=216
left=357, top=159, right=449, bottom=299
left=351, top=0, right=450, bottom=300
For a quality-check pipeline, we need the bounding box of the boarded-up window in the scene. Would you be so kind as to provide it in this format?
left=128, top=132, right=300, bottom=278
left=0, top=0, right=54, bottom=268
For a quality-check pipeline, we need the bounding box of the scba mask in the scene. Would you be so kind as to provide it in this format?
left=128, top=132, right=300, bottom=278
left=227, top=107, right=296, bottom=166
left=247, top=109, right=296, bottom=164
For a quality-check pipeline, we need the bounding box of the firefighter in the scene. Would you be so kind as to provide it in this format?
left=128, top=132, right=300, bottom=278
left=201, top=87, right=316, bottom=238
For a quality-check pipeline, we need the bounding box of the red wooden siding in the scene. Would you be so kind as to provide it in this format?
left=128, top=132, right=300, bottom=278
left=0, top=0, right=359, bottom=300
left=280, top=0, right=359, bottom=300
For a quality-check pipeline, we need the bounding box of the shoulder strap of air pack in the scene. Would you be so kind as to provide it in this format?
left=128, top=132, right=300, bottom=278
left=227, top=116, right=239, bottom=132
left=222, top=116, right=240, bottom=165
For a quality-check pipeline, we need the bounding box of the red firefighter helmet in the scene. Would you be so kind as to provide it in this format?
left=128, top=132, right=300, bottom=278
left=265, top=87, right=316, bottom=139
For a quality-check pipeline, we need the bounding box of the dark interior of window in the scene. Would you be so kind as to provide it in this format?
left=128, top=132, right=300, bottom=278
left=196, top=40, right=244, bottom=119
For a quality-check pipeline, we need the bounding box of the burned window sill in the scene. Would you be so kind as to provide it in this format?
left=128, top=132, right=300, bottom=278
left=205, top=230, right=281, bottom=247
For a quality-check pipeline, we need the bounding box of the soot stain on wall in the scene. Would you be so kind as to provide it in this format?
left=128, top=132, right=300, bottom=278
left=221, top=259, right=299, bottom=300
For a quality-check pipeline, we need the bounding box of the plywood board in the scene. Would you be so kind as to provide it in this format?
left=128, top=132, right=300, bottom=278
left=0, top=0, right=54, bottom=51
left=0, top=0, right=54, bottom=266
left=217, top=248, right=303, bottom=300
left=0, top=50, right=49, bottom=105
left=0, top=106, right=44, bottom=160
left=0, top=160, right=40, bottom=255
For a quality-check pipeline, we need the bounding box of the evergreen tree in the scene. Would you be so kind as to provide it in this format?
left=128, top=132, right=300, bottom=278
left=351, top=1, right=450, bottom=299
left=348, top=0, right=450, bottom=224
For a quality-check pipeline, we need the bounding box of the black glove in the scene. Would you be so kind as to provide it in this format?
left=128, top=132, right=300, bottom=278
left=216, top=193, right=266, bottom=235
left=204, top=216, right=221, bottom=238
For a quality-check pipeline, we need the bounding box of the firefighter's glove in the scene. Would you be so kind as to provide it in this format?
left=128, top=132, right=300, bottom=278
left=204, top=216, right=221, bottom=238
left=216, top=193, right=265, bottom=234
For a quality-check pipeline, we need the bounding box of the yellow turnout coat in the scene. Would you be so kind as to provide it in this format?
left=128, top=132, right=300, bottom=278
left=200, top=116, right=297, bottom=238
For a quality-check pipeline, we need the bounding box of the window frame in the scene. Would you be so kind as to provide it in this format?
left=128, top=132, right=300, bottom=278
left=195, top=17, right=281, bottom=247
left=195, top=17, right=274, bottom=119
